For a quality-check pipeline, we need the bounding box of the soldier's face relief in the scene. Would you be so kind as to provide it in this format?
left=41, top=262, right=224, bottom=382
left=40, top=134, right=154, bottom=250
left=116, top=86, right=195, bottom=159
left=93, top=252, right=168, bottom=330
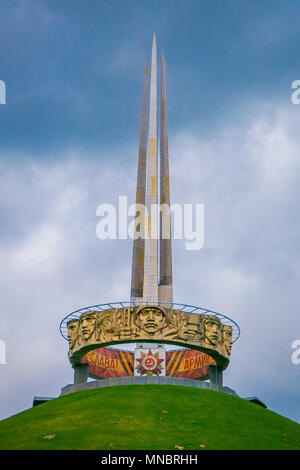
left=204, top=319, right=220, bottom=345
left=223, top=328, right=233, bottom=354
left=67, top=321, right=79, bottom=349
left=137, top=308, right=166, bottom=335
left=101, top=316, right=112, bottom=331
left=80, top=313, right=96, bottom=340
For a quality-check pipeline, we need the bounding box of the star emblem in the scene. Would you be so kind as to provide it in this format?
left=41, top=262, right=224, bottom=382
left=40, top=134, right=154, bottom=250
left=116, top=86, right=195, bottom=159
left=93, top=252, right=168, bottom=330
left=136, top=349, right=164, bottom=376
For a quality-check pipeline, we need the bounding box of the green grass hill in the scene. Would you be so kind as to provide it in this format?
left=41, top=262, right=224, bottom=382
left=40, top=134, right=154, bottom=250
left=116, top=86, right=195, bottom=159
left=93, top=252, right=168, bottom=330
left=0, top=385, right=299, bottom=450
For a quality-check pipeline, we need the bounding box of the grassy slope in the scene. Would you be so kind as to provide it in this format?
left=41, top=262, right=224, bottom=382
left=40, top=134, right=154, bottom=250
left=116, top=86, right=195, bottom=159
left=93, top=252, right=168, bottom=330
left=0, top=385, right=299, bottom=450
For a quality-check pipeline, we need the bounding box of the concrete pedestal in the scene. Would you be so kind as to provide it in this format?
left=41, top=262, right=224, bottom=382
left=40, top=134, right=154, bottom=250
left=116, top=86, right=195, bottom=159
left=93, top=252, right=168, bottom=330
left=61, top=376, right=239, bottom=397
left=209, top=365, right=223, bottom=388
left=73, top=363, right=90, bottom=385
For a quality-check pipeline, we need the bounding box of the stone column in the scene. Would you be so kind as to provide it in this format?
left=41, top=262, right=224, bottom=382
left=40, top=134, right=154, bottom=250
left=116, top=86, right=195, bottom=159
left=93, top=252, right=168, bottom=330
left=209, top=364, right=223, bottom=388
left=159, top=49, right=173, bottom=304
left=143, top=32, right=159, bottom=302
left=130, top=60, right=149, bottom=302
left=73, top=363, right=90, bottom=385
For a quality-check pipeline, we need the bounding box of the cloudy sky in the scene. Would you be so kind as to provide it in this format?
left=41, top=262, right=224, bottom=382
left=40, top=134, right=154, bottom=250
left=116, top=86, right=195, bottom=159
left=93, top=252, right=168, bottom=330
left=0, top=0, right=300, bottom=423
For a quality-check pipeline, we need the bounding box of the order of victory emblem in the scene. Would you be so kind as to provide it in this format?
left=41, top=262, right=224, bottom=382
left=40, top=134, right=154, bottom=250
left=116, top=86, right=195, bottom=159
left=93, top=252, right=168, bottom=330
left=134, top=348, right=165, bottom=376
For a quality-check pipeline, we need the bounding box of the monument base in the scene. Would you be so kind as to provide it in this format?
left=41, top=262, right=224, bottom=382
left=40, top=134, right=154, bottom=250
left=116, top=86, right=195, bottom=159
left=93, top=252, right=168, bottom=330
left=32, top=379, right=267, bottom=409
left=60, top=376, right=239, bottom=397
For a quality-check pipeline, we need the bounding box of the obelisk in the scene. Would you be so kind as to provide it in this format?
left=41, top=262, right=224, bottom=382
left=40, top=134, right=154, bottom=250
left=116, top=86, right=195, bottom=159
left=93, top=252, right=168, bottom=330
left=130, top=34, right=173, bottom=305
left=130, top=61, right=149, bottom=301
left=143, top=33, right=159, bottom=302
left=158, top=49, right=173, bottom=303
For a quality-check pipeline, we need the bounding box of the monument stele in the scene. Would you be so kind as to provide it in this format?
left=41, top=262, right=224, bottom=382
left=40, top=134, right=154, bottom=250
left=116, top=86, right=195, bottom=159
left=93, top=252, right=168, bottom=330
left=59, top=34, right=240, bottom=392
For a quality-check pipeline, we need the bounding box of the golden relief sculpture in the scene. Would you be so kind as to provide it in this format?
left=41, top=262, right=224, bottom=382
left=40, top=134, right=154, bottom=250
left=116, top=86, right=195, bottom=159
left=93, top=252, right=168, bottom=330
left=222, top=324, right=233, bottom=356
left=67, top=319, right=82, bottom=352
left=68, top=306, right=233, bottom=370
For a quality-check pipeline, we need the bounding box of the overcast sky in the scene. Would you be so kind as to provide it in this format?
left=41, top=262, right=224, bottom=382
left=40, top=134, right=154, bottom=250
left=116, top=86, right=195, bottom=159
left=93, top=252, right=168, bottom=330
left=0, top=0, right=300, bottom=424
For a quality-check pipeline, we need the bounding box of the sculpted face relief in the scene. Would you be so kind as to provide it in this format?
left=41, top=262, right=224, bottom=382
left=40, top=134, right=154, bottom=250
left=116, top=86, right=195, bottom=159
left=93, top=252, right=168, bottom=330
left=67, top=320, right=79, bottom=350
left=80, top=312, right=97, bottom=341
left=96, top=312, right=113, bottom=342
left=203, top=318, right=221, bottom=346
left=223, top=325, right=233, bottom=355
left=135, top=307, right=166, bottom=337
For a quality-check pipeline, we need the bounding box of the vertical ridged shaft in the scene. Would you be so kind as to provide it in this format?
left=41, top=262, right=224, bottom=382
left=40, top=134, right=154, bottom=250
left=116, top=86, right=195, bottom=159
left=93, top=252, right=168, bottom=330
left=131, top=35, right=173, bottom=306
left=158, top=49, right=173, bottom=303
left=143, top=33, right=159, bottom=302
left=130, top=61, right=149, bottom=301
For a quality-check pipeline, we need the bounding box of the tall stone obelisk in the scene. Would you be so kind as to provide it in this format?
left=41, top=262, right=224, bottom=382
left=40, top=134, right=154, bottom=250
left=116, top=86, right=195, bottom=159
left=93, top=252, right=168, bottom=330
left=158, top=49, right=173, bottom=303
left=131, top=34, right=173, bottom=305
left=130, top=61, right=149, bottom=301
left=143, top=33, right=159, bottom=302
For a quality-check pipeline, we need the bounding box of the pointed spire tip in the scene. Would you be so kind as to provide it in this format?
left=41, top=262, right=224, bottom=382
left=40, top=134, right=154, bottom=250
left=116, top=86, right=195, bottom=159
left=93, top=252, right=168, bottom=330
left=152, top=32, right=156, bottom=47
